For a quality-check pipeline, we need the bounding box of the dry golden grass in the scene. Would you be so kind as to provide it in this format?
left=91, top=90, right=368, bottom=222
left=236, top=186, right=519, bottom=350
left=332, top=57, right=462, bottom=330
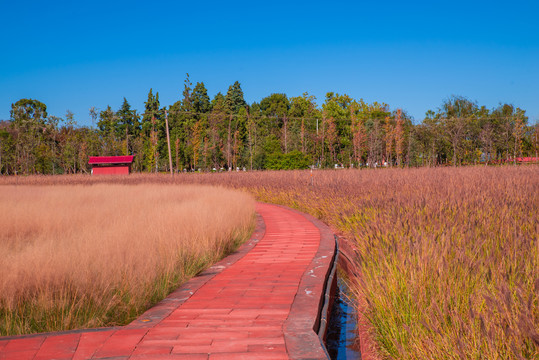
left=0, top=184, right=255, bottom=335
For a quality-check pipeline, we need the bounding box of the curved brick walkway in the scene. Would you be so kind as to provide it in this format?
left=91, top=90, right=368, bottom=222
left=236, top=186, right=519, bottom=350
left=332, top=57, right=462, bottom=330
left=0, top=203, right=336, bottom=360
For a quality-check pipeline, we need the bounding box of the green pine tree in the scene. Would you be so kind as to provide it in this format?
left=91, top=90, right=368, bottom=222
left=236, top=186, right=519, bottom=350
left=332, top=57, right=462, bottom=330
left=191, top=82, right=211, bottom=113
left=225, top=81, right=247, bottom=114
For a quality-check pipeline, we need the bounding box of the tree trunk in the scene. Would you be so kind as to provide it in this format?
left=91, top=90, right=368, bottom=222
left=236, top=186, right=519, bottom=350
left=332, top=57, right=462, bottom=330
left=301, top=118, right=305, bottom=154
left=175, top=137, right=179, bottom=172
left=453, top=142, right=457, bottom=167
left=283, top=116, right=288, bottom=154
left=407, top=132, right=412, bottom=167
left=227, top=115, right=232, bottom=170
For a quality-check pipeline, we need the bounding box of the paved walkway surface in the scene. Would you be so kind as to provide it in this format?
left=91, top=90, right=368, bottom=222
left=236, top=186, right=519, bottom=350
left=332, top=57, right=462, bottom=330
left=0, top=203, right=335, bottom=360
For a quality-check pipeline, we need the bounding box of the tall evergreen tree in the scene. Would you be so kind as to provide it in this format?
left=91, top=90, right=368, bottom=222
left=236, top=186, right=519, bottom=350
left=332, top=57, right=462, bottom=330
left=207, top=92, right=227, bottom=169
left=116, top=98, right=140, bottom=155
left=97, top=105, right=122, bottom=155
left=97, top=105, right=116, bottom=135
left=182, top=73, right=193, bottom=112
left=169, top=75, right=198, bottom=170
left=225, top=81, right=247, bottom=114
left=141, top=89, right=162, bottom=171
left=191, top=82, right=211, bottom=113
left=142, top=89, right=161, bottom=136
left=117, top=98, right=140, bottom=136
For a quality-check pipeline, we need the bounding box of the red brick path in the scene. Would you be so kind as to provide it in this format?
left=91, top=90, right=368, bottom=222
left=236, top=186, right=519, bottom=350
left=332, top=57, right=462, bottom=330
left=0, top=203, right=335, bottom=360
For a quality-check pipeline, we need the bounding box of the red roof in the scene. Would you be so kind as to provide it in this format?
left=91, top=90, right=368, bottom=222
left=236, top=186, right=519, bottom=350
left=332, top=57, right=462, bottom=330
left=516, top=157, right=539, bottom=162
left=506, top=157, right=539, bottom=163
left=88, top=156, right=134, bottom=165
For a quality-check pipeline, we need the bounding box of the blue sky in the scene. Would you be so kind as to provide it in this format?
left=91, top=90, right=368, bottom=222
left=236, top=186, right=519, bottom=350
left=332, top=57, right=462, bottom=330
left=1, top=0, right=538, bottom=125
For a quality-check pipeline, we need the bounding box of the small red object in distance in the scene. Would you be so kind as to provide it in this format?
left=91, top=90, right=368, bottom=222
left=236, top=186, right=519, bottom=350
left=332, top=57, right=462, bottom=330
left=88, top=156, right=134, bottom=165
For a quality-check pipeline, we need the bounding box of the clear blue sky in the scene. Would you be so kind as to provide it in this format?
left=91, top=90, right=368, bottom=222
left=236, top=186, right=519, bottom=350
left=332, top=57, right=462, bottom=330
left=1, top=0, right=538, bottom=126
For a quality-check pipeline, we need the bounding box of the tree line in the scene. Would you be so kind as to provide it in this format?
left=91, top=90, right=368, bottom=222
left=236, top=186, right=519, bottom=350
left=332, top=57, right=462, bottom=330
left=1, top=75, right=538, bottom=175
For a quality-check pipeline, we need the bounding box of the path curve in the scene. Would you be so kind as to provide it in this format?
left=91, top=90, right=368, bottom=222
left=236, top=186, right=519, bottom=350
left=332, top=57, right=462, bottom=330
left=0, top=203, right=336, bottom=360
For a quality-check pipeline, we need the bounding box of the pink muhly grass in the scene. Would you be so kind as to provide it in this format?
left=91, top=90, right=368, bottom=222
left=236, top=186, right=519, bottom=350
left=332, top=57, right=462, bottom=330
left=0, top=184, right=255, bottom=335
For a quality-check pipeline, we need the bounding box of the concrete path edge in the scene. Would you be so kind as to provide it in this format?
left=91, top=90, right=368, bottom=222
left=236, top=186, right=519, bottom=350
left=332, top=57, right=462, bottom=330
left=125, top=212, right=267, bottom=331
left=277, top=205, right=337, bottom=360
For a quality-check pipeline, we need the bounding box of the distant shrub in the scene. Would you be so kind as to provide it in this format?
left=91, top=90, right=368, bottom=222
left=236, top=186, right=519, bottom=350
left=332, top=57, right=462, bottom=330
left=265, top=150, right=310, bottom=170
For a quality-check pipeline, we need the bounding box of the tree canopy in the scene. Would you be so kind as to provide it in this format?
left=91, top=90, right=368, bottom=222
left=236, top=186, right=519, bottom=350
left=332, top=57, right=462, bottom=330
left=1, top=81, right=537, bottom=175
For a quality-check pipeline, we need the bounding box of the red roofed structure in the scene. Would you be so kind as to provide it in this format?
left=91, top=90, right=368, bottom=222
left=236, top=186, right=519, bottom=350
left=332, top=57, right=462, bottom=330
left=513, top=157, right=539, bottom=164
left=88, top=156, right=134, bottom=175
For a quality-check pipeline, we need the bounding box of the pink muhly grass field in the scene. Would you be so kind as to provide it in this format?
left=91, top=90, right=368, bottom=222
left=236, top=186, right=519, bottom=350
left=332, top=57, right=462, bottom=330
left=0, top=184, right=255, bottom=335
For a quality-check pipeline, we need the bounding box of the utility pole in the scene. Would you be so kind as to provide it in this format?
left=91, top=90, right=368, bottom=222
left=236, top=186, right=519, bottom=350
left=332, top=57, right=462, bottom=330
left=165, top=110, right=173, bottom=176
left=125, top=117, right=129, bottom=155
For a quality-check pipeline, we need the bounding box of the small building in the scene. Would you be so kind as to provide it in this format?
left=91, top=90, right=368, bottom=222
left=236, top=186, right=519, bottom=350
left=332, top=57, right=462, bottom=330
left=88, top=156, right=134, bottom=175
left=514, top=156, right=539, bottom=164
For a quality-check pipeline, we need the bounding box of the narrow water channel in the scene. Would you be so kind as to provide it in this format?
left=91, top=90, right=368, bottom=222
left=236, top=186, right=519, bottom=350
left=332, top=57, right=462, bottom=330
left=325, top=277, right=362, bottom=359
